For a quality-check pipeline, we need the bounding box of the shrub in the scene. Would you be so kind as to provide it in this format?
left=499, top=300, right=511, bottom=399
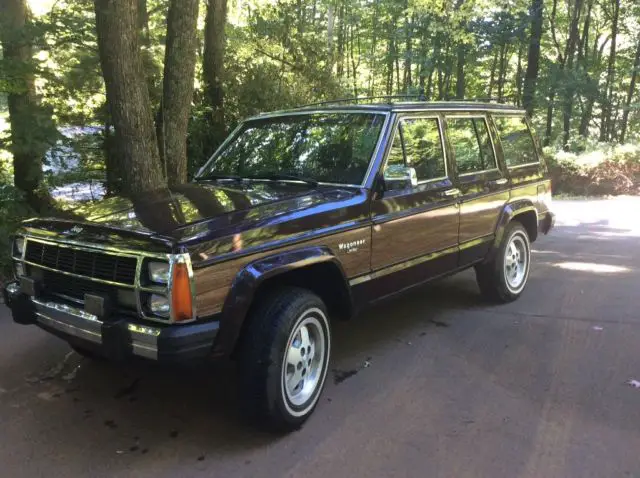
left=546, top=144, right=640, bottom=196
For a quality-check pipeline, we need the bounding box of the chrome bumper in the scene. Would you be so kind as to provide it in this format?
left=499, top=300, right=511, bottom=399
left=3, top=282, right=219, bottom=362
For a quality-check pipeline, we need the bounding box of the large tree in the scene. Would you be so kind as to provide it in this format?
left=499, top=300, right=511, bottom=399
left=160, top=0, right=200, bottom=185
left=522, top=0, right=543, bottom=116
left=203, top=0, right=228, bottom=146
left=1, top=0, right=56, bottom=212
left=93, top=0, right=165, bottom=194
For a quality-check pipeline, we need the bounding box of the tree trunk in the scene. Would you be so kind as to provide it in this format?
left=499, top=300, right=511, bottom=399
left=326, top=1, right=335, bottom=74
left=488, top=49, right=498, bottom=99
left=336, top=3, right=345, bottom=79
left=561, top=0, right=585, bottom=150
left=94, top=0, right=165, bottom=194
left=455, top=44, right=465, bottom=99
left=203, top=0, right=228, bottom=146
left=599, top=0, right=620, bottom=142
left=544, top=88, right=555, bottom=146
left=160, top=0, right=199, bottom=185
left=620, top=36, right=640, bottom=143
left=1, top=0, right=56, bottom=211
left=497, top=43, right=508, bottom=102
left=515, top=44, right=523, bottom=105
left=403, top=9, right=412, bottom=92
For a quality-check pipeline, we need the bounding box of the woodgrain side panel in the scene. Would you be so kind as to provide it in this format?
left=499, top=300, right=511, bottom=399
left=194, top=227, right=371, bottom=317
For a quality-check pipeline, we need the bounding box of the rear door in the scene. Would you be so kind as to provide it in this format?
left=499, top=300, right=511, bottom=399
left=444, top=115, right=510, bottom=265
left=368, top=115, right=460, bottom=296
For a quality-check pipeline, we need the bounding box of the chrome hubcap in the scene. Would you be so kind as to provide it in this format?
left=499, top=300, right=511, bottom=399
left=283, top=314, right=326, bottom=407
left=504, top=234, right=528, bottom=292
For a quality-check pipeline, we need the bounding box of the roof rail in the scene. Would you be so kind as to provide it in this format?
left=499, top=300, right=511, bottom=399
left=296, top=95, right=517, bottom=109
left=297, top=94, right=427, bottom=108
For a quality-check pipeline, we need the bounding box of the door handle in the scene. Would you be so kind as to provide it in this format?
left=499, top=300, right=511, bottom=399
left=492, top=178, right=508, bottom=185
left=443, top=188, right=461, bottom=197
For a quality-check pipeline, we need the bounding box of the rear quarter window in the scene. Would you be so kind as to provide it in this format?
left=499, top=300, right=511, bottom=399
left=494, top=116, right=539, bottom=167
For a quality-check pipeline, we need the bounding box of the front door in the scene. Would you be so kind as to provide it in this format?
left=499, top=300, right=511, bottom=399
left=368, top=115, right=460, bottom=297
left=444, top=115, right=510, bottom=265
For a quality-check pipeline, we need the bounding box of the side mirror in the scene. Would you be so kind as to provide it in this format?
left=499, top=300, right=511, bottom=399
left=382, top=165, right=418, bottom=191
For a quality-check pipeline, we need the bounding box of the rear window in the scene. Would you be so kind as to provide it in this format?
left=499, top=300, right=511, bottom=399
left=494, top=116, right=538, bottom=167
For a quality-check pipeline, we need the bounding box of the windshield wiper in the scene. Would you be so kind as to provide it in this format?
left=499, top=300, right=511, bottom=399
left=195, top=173, right=243, bottom=182
left=246, top=173, right=318, bottom=187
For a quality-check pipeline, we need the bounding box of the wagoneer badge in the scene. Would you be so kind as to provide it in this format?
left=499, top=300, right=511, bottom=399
left=338, top=239, right=366, bottom=254
left=67, top=225, right=84, bottom=235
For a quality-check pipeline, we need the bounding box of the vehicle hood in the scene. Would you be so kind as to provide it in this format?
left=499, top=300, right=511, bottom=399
left=22, top=181, right=360, bottom=244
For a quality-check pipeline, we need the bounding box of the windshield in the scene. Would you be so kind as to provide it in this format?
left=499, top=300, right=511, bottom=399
left=197, top=112, right=386, bottom=185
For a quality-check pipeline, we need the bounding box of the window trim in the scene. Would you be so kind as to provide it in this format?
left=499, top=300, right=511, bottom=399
left=493, top=115, right=541, bottom=169
left=444, top=114, right=500, bottom=177
left=380, top=114, right=449, bottom=185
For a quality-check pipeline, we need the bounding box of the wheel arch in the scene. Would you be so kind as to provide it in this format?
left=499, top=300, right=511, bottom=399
left=212, top=246, right=353, bottom=358
left=487, top=200, right=538, bottom=263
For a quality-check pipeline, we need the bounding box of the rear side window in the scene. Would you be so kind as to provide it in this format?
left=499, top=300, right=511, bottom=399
left=446, top=117, right=497, bottom=174
left=494, top=116, right=538, bottom=167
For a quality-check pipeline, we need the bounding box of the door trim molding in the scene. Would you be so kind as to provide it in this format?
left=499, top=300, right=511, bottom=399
left=349, top=244, right=459, bottom=286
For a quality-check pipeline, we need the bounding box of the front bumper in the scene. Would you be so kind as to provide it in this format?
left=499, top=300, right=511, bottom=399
left=2, top=282, right=219, bottom=362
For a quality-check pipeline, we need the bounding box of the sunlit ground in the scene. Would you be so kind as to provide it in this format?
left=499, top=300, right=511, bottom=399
left=535, top=196, right=640, bottom=275
left=553, top=196, right=640, bottom=235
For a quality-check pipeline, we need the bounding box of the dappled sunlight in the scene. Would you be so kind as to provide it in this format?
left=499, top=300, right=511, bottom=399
left=532, top=250, right=560, bottom=255
left=552, top=261, right=631, bottom=274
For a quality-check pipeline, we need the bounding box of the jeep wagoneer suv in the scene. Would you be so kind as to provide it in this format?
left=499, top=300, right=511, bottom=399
left=4, top=100, right=554, bottom=431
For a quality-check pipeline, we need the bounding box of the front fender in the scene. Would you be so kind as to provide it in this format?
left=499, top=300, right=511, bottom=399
left=211, top=246, right=347, bottom=357
left=487, top=200, right=537, bottom=262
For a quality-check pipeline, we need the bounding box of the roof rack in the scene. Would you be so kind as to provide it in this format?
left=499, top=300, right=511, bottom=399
left=296, top=95, right=516, bottom=109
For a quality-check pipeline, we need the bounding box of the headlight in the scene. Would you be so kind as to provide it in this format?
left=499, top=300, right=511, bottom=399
left=14, top=237, right=25, bottom=257
left=14, top=262, right=25, bottom=278
left=149, top=294, right=170, bottom=317
left=148, top=262, right=170, bottom=284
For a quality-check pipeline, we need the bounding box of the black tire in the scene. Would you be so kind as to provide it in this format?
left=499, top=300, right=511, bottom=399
left=475, top=222, right=531, bottom=303
left=238, top=287, right=331, bottom=432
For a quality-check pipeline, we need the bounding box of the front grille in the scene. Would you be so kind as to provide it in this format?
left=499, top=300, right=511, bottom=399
left=25, top=241, right=137, bottom=285
left=41, top=269, right=117, bottom=301
left=36, top=269, right=137, bottom=313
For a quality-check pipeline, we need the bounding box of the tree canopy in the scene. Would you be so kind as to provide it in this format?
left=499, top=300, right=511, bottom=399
left=1, top=0, right=640, bottom=205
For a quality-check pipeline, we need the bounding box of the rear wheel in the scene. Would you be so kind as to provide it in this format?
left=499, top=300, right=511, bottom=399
left=238, top=287, right=331, bottom=432
left=475, top=222, right=531, bottom=302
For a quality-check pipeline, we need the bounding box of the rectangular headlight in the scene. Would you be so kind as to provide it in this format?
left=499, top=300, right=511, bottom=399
left=14, top=237, right=25, bottom=257
left=148, top=261, right=170, bottom=284
left=14, top=262, right=25, bottom=278
left=149, top=294, right=170, bottom=317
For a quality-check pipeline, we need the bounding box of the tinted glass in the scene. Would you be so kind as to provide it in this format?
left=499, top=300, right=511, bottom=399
left=386, top=128, right=405, bottom=168
left=494, top=116, right=538, bottom=167
left=402, top=118, right=446, bottom=180
left=447, top=117, right=496, bottom=174
left=384, top=118, right=446, bottom=182
left=198, top=113, right=385, bottom=185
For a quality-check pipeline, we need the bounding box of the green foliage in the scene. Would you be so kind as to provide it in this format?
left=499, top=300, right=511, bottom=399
left=0, top=170, right=33, bottom=283
left=547, top=144, right=640, bottom=196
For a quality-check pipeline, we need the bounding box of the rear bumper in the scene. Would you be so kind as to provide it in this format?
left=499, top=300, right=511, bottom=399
left=539, top=211, right=555, bottom=235
left=2, top=281, right=219, bottom=362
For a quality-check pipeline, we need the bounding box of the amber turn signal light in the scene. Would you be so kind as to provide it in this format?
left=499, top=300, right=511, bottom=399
left=171, top=262, right=193, bottom=322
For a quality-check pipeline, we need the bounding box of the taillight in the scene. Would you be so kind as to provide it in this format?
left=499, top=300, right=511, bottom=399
left=171, top=262, right=193, bottom=322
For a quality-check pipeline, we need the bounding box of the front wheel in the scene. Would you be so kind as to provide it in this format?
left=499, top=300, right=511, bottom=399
left=475, top=222, right=531, bottom=302
left=238, top=287, right=331, bottom=432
